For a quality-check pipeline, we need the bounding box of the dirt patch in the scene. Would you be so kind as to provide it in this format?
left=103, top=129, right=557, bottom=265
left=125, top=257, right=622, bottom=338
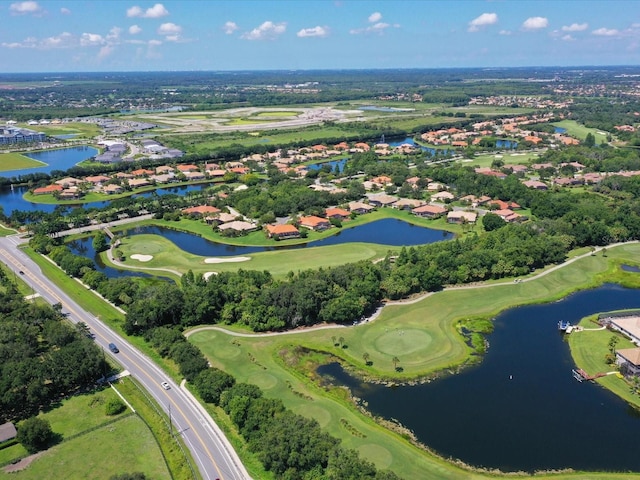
left=3, top=451, right=45, bottom=473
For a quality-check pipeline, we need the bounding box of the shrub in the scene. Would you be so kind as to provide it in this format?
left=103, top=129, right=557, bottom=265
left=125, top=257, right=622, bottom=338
left=105, top=398, right=127, bottom=416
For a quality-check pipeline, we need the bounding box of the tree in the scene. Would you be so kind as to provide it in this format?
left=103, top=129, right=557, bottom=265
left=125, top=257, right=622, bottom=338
left=584, top=132, right=596, bottom=147
left=194, top=368, right=236, bottom=405
left=92, top=231, right=108, bottom=253
left=363, top=352, right=371, bottom=366
left=17, top=417, right=53, bottom=453
left=482, top=212, right=506, bottom=232
left=392, top=356, right=400, bottom=371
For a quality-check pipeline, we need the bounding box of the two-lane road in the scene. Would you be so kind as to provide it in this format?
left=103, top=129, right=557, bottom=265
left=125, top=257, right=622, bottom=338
left=0, top=235, right=250, bottom=480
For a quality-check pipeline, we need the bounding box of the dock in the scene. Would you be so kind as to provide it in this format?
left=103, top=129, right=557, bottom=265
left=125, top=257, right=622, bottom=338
left=572, top=369, right=607, bottom=382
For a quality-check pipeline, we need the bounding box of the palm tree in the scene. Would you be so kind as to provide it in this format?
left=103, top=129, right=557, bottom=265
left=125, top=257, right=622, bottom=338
left=331, top=335, right=336, bottom=346
left=363, top=352, right=370, bottom=365
left=338, top=336, right=345, bottom=347
left=392, top=356, right=400, bottom=370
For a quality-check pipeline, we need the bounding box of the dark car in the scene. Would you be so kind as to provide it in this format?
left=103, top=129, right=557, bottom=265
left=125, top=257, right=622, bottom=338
left=108, top=342, right=119, bottom=353
left=18, top=270, right=24, bottom=275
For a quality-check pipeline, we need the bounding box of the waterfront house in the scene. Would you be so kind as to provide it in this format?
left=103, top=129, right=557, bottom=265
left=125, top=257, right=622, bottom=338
left=182, top=205, right=221, bottom=216
left=299, top=215, right=331, bottom=231
left=348, top=201, right=375, bottom=214
left=325, top=207, right=351, bottom=220
left=412, top=204, right=447, bottom=219
left=616, top=348, right=640, bottom=376
left=266, top=224, right=301, bottom=240
left=447, top=211, right=477, bottom=224
left=33, top=184, right=63, bottom=195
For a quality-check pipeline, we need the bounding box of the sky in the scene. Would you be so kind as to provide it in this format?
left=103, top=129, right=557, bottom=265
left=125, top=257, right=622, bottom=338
left=1, top=0, right=640, bottom=73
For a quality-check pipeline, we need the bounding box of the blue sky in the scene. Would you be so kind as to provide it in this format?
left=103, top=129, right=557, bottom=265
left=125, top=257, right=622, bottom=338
left=1, top=0, right=639, bottom=72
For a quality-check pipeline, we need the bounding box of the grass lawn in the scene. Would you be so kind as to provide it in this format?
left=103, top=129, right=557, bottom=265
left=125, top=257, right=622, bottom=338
left=17, top=122, right=101, bottom=139
left=0, top=152, right=46, bottom=172
left=254, top=111, right=298, bottom=117
left=552, top=119, right=610, bottom=144
left=189, top=242, right=640, bottom=479
left=0, top=225, right=17, bottom=237
left=0, top=388, right=170, bottom=480
left=461, top=151, right=540, bottom=169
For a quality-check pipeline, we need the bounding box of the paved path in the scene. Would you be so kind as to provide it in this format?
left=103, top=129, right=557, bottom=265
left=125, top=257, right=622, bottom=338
left=187, top=241, right=638, bottom=339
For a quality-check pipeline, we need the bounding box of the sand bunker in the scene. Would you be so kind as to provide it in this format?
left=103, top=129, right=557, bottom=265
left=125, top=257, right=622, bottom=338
left=204, top=256, right=250, bottom=264
left=130, top=254, right=153, bottom=262
left=203, top=272, right=218, bottom=280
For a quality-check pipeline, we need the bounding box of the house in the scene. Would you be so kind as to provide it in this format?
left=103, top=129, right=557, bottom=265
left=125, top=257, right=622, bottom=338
left=85, top=175, right=111, bottom=185
left=412, top=204, right=447, bottom=219
left=0, top=422, right=17, bottom=443
left=183, top=171, right=205, bottom=181
left=217, top=221, right=258, bottom=234
left=447, top=211, right=477, bottom=224
left=492, top=209, right=523, bottom=223
left=430, top=191, right=455, bottom=202
left=348, top=201, right=375, bottom=214
left=370, top=175, right=392, bottom=186
left=299, top=215, right=331, bottom=231
left=600, top=312, right=640, bottom=345
left=393, top=198, right=424, bottom=210
left=616, top=348, right=640, bottom=376
left=131, top=168, right=153, bottom=177
left=103, top=184, right=123, bottom=195
left=128, top=178, right=151, bottom=188
left=367, top=193, right=398, bottom=207
left=33, top=184, right=63, bottom=195
left=54, top=177, right=82, bottom=187
left=325, top=207, right=351, bottom=220
left=182, top=205, right=221, bottom=216
left=177, top=164, right=199, bottom=172
left=523, top=180, right=548, bottom=190
left=266, top=224, right=300, bottom=240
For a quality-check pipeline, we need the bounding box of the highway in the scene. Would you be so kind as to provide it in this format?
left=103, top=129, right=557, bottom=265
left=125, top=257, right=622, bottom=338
left=0, top=234, right=250, bottom=480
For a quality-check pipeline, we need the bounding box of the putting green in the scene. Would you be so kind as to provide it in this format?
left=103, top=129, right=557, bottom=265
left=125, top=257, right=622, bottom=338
left=213, top=342, right=243, bottom=360
left=358, top=444, right=393, bottom=469
left=374, top=328, right=432, bottom=355
left=247, top=372, right=278, bottom=390
left=292, top=404, right=332, bottom=428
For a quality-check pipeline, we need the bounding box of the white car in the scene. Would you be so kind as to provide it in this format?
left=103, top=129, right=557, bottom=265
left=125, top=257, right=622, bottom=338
left=161, top=381, right=171, bottom=390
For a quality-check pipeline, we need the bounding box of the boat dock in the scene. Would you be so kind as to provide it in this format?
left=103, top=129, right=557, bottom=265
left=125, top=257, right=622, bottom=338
left=572, top=369, right=607, bottom=382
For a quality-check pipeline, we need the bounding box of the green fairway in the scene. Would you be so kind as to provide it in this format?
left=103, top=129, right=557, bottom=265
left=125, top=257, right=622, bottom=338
left=110, top=233, right=390, bottom=278
left=17, top=122, right=101, bottom=139
left=552, top=119, right=609, bottom=144
left=461, top=151, right=540, bottom=168
left=0, top=152, right=46, bottom=172
left=0, top=389, right=170, bottom=480
left=188, top=243, right=640, bottom=479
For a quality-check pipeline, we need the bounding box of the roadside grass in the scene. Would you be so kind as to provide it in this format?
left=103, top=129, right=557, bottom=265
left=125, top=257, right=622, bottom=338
left=0, top=225, right=17, bottom=237
left=552, top=119, right=610, bottom=144
left=226, top=118, right=272, bottom=125
left=254, top=111, right=298, bottom=117
left=0, top=388, right=171, bottom=480
left=0, top=152, right=46, bottom=172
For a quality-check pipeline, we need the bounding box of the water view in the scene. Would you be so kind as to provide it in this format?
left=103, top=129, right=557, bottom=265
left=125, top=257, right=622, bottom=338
left=318, top=284, right=640, bottom=473
left=119, top=219, right=453, bottom=257
left=1, top=146, right=99, bottom=178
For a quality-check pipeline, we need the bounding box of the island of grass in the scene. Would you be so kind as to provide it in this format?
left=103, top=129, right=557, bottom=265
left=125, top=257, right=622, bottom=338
left=0, top=152, right=46, bottom=172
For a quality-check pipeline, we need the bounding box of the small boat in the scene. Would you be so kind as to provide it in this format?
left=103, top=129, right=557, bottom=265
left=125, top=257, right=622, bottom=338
left=558, top=320, right=570, bottom=331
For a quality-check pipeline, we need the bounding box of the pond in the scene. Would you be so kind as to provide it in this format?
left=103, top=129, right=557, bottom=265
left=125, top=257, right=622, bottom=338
left=622, top=264, right=640, bottom=273
left=0, top=146, right=99, bottom=178
left=67, top=237, right=154, bottom=280
left=0, top=182, right=211, bottom=216
left=385, top=137, right=452, bottom=157
left=307, top=158, right=347, bottom=173
left=318, top=284, right=640, bottom=473
left=118, top=219, right=454, bottom=257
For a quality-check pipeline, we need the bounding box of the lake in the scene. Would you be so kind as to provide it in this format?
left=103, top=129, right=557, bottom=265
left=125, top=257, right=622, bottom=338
left=0, top=182, right=211, bottom=216
left=0, top=146, right=99, bottom=178
left=318, top=284, right=640, bottom=473
left=117, top=219, right=454, bottom=257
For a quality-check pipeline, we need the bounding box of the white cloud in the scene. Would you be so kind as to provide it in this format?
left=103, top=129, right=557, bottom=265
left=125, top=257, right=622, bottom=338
left=223, top=21, right=239, bottom=35
left=127, top=3, right=168, bottom=18
left=499, top=30, right=512, bottom=36
left=98, top=45, right=114, bottom=60
left=562, top=23, right=588, bottom=32
left=106, top=27, right=121, bottom=42
left=368, top=12, right=382, bottom=23
left=468, top=13, right=498, bottom=32
left=129, top=25, right=142, bottom=35
left=41, top=32, right=73, bottom=48
left=157, top=22, right=182, bottom=36
left=80, top=33, right=105, bottom=46
left=592, top=27, right=620, bottom=36
left=60, top=7, right=71, bottom=15
left=241, top=21, right=287, bottom=40
left=522, top=17, right=549, bottom=31
left=9, top=1, right=42, bottom=15
left=350, top=22, right=398, bottom=35
left=148, top=39, right=162, bottom=46
left=297, top=26, right=329, bottom=38
left=561, top=34, right=575, bottom=41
